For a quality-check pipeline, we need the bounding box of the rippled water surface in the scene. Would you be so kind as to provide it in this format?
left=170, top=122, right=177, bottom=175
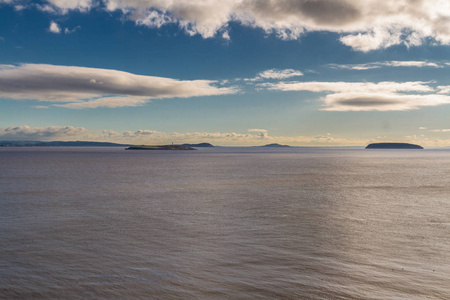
left=1, top=147, right=449, bottom=299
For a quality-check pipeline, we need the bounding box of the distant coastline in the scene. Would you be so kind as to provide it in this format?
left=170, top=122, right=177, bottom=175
left=0, top=140, right=428, bottom=149
left=0, top=141, right=132, bottom=147
left=0, top=141, right=214, bottom=148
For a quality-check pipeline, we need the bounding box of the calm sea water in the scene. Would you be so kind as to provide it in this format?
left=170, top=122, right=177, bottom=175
left=1, top=147, right=449, bottom=299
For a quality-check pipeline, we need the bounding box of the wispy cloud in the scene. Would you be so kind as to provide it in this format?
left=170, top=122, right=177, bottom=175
left=263, top=81, right=434, bottom=93
left=429, top=128, right=450, bottom=132
left=64, top=25, right=81, bottom=34
left=14, top=4, right=24, bottom=11
left=248, top=128, right=268, bottom=138
left=0, top=125, right=92, bottom=140
left=0, top=64, right=237, bottom=108
left=258, top=69, right=303, bottom=80
left=53, top=96, right=149, bottom=109
left=261, top=81, right=450, bottom=111
left=330, top=61, right=443, bottom=70
left=244, top=68, right=303, bottom=82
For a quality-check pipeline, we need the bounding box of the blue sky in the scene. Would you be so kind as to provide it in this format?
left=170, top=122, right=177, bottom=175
left=1, top=0, right=450, bottom=146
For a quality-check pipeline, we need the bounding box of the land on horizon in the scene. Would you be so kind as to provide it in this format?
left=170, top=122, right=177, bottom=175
left=1, top=140, right=434, bottom=149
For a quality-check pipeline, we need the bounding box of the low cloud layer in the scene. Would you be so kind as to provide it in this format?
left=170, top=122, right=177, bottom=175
left=5, top=0, right=449, bottom=51
left=0, top=125, right=368, bottom=146
left=263, top=81, right=450, bottom=111
left=0, top=126, right=92, bottom=140
left=4, top=125, right=450, bottom=147
left=0, top=64, right=236, bottom=108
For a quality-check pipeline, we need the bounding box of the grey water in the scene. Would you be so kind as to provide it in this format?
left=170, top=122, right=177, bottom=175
left=1, top=147, right=449, bottom=299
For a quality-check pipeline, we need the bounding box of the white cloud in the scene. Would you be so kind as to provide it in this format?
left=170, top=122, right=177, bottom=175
left=49, top=21, right=61, bottom=33
left=6, top=0, right=449, bottom=51
left=437, top=85, right=450, bottom=94
left=248, top=128, right=268, bottom=138
left=101, top=0, right=450, bottom=51
left=244, top=68, right=303, bottom=82
left=43, top=0, right=95, bottom=14
left=330, top=60, right=443, bottom=70
left=258, top=69, right=303, bottom=80
left=262, top=80, right=450, bottom=111
left=0, top=64, right=237, bottom=108
left=339, top=26, right=404, bottom=52
left=221, top=30, right=230, bottom=40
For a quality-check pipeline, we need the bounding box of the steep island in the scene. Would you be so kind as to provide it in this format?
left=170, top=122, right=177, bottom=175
left=126, top=145, right=196, bottom=150
left=366, top=142, right=423, bottom=149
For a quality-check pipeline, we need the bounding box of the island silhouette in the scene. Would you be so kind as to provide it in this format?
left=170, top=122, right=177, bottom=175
left=365, top=142, right=423, bottom=149
left=260, top=143, right=291, bottom=147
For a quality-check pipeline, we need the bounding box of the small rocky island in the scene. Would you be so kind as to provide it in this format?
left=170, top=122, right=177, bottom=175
left=126, top=145, right=196, bottom=150
left=366, top=142, right=423, bottom=149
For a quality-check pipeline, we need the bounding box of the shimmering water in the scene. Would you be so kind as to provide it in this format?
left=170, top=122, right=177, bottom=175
left=1, top=147, right=449, bottom=299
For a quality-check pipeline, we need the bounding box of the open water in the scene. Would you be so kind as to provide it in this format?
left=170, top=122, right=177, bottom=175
left=1, top=147, right=449, bottom=299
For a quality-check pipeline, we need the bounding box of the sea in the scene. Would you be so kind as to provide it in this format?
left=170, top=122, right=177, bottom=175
left=1, top=147, right=449, bottom=299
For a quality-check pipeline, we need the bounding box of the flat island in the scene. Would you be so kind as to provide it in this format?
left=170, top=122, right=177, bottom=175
left=261, top=143, right=291, bottom=148
left=126, top=145, right=196, bottom=150
left=366, top=142, right=423, bottom=149
left=181, top=143, right=214, bottom=147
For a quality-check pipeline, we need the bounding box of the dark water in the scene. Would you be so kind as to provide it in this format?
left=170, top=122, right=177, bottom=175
left=1, top=147, right=449, bottom=299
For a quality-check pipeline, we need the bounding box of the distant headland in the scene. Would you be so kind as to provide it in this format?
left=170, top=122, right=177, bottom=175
left=126, top=145, right=196, bottom=150
left=366, top=142, right=423, bottom=149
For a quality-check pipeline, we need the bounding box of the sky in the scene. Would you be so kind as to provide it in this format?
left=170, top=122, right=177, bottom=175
left=1, top=0, right=450, bottom=146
